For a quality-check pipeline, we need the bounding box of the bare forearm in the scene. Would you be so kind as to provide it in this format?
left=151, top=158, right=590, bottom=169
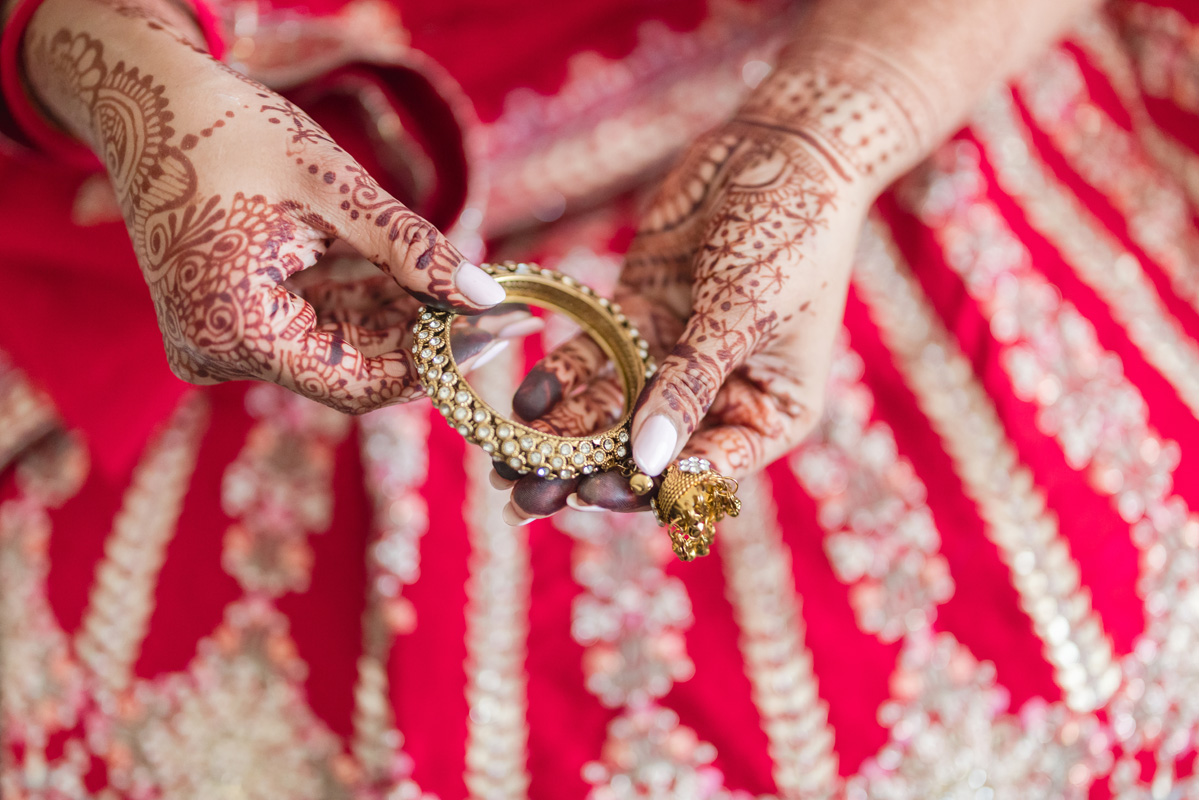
left=740, top=0, right=1104, bottom=194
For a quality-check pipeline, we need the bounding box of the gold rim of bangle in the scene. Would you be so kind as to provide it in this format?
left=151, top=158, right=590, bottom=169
left=411, top=262, right=656, bottom=480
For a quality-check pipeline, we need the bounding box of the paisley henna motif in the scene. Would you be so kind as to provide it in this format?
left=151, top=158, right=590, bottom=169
left=24, top=1, right=490, bottom=413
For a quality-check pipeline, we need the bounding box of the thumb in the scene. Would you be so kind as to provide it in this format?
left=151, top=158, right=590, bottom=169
left=310, top=162, right=504, bottom=312
left=631, top=314, right=750, bottom=476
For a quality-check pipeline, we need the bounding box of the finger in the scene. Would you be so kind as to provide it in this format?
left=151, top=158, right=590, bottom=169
left=301, top=274, right=409, bottom=319
left=493, top=314, right=545, bottom=341
left=492, top=460, right=523, bottom=483
left=528, top=374, right=623, bottom=437
left=566, top=494, right=608, bottom=513
left=502, top=502, right=537, bottom=527
left=315, top=321, right=404, bottom=359
left=467, top=304, right=544, bottom=340
left=264, top=285, right=419, bottom=413
left=629, top=311, right=747, bottom=476
left=575, top=470, right=652, bottom=513
left=463, top=339, right=510, bottom=373
left=449, top=326, right=496, bottom=365
left=508, top=472, right=579, bottom=522
left=489, top=459, right=521, bottom=494
left=681, top=371, right=820, bottom=476
left=512, top=332, right=608, bottom=421
left=490, top=470, right=515, bottom=491
left=303, top=162, right=505, bottom=311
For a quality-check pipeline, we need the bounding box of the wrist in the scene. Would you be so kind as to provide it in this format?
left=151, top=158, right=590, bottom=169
left=737, top=38, right=939, bottom=198
left=2, top=0, right=223, bottom=164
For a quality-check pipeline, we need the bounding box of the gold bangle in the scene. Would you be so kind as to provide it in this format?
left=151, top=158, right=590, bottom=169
left=412, top=262, right=653, bottom=480
left=413, top=262, right=741, bottom=561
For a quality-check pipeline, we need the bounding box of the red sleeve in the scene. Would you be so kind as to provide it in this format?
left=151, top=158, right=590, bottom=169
left=0, top=0, right=227, bottom=167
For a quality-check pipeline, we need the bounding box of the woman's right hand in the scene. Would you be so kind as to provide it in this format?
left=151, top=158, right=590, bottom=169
left=22, top=0, right=505, bottom=413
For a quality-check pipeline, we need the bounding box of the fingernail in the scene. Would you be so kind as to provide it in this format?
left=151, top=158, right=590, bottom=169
left=496, top=317, right=545, bottom=340
left=502, top=502, right=536, bottom=527
left=633, top=415, right=677, bottom=477
left=468, top=339, right=510, bottom=371
left=456, top=262, right=506, bottom=307
left=566, top=494, right=607, bottom=513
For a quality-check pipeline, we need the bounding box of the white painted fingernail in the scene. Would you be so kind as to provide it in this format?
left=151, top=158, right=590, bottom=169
left=467, top=339, right=510, bottom=371
left=633, top=415, right=677, bottom=477
left=489, top=470, right=514, bottom=490
left=501, top=501, right=536, bottom=527
left=456, top=262, right=506, bottom=307
left=496, top=317, right=545, bottom=340
left=566, top=494, right=607, bottom=513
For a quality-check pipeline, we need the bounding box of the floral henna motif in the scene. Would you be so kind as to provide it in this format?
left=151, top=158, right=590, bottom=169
left=26, top=19, right=438, bottom=413
left=259, top=95, right=339, bottom=156
left=510, top=42, right=933, bottom=512
left=633, top=125, right=840, bottom=434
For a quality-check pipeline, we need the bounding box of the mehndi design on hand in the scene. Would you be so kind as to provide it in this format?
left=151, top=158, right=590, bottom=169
left=504, top=43, right=935, bottom=522
left=24, top=1, right=506, bottom=414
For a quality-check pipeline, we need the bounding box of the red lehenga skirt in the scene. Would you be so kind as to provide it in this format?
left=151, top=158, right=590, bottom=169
left=4, top=0, right=1199, bottom=797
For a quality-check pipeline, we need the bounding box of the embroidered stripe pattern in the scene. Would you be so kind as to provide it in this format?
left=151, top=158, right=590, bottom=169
left=220, top=385, right=351, bottom=596
left=556, top=497, right=733, bottom=794
left=75, top=392, right=210, bottom=692
left=852, top=220, right=1120, bottom=713
left=789, top=340, right=953, bottom=644
left=354, top=403, right=431, bottom=790
left=463, top=352, right=533, bottom=798
left=1017, top=47, right=1199, bottom=317
left=905, top=126, right=1199, bottom=791
left=969, top=83, right=1199, bottom=420
left=720, top=473, right=839, bottom=798
left=1070, top=14, right=1199, bottom=211
left=847, top=631, right=1109, bottom=799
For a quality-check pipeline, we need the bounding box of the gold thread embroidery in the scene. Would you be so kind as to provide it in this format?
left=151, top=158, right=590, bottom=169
left=1109, top=2, right=1199, bottom=113
left=0, top=452, right=91, bottom=795
left=75, top=392, right=210, bottom=693
left=847, top=631, right=1110, bottom=798
left=853, top=219, right=1121, bottom=713
left=969, top=82, right=1199, bottom=421
left=903, top=130, right=1199, bottom=775
left=790, top=341, right=953, bottom=644
left=556, top=408, right=732, bottom=792
left=91, top=598, right=352, bottom=799
left=1069, top=13, right=1199, bottom=212
left=0, top=352, right=59, bottom=472
left=720, top=473, right=840, bottom=799
left=353, top=403, right=431, bottom=791
left=220, top=385, right=350, bottom=596
left=1018, top=47, right=1199, bottom=317
left=462, top=351, right=532, bottom=799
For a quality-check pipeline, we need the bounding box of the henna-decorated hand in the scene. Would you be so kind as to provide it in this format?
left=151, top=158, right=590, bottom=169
left=287, top=250, right=543, bottom=379
left=23, top=0, right=507, bottom=414
left=500, top=44, right=933, bottom=522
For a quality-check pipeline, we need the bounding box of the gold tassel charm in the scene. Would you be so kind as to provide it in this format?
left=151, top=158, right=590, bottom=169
left=646, top=457, right=741, bottom=561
